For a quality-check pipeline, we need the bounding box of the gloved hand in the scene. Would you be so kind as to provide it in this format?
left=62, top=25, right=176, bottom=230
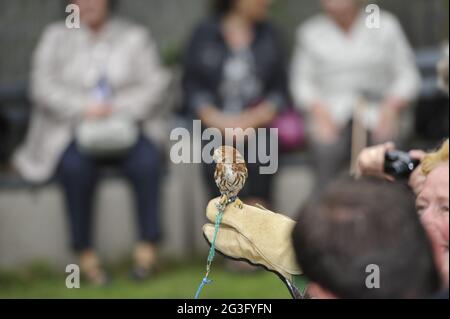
left=202, top=198, right=307, bottom=299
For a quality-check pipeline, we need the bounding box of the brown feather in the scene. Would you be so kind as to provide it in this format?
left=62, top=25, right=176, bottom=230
left=213, top=146, right=248, bottom=200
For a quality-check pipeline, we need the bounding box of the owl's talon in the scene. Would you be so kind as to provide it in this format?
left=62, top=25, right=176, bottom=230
left=218, top=195, right=228, bottom=208
left=234, top=199, right=244, bottom=210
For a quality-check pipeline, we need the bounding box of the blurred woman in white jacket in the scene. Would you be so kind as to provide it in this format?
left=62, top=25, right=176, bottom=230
left=13, top=0, right=170, bottom=285
left=290, top=0, right=421, bottom=193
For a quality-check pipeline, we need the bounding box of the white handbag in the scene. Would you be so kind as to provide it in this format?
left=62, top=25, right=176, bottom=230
left=76, top=116, right=138, bottom=157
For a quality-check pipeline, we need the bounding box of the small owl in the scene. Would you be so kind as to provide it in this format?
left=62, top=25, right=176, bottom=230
left=213, top=146, right=248, bottom=209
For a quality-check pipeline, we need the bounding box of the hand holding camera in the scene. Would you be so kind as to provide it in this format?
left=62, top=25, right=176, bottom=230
left=356, top=143, right=426, bottom=194
left=384, top=150, right=421, bottom=179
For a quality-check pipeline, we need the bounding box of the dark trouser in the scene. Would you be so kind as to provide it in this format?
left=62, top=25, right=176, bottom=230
left=57, top=135, right=161, bottom=252
left=311, top=124, right=353, bottom=198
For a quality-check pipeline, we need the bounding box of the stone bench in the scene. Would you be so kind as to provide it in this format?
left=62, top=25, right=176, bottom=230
left=0, top=150, right=315, bottom=270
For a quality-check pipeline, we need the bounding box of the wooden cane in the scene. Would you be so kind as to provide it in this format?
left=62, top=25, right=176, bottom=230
left=350, top=97, right=369, bottom=175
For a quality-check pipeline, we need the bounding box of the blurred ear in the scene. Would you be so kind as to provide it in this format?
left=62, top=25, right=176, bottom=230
left=307, top=283, right=339, bottom=299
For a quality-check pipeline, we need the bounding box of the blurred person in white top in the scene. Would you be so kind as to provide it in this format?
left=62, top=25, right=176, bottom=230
left=290, top=0, right=421, bottom=192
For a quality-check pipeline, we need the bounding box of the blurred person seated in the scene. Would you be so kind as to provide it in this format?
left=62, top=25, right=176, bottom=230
left=13, top=0, right=170, bottom=285
left=290, top=0, right=421, bottom=194
left=202, top=178, right=441, bottom=298
left=182, top=0, right=291, bottom=209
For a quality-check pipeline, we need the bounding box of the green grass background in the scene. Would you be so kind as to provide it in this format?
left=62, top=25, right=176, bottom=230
left=0, top=259, right=292, bottom=299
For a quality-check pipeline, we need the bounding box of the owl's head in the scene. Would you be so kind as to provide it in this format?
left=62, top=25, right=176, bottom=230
left=213, top=146, right=246, bottom=165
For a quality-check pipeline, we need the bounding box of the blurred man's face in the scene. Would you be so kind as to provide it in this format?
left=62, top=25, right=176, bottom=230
left=416, top=162, right=450, bottom=285
left=72, top=0, right=110, bottom=30
left=320, top=0, right=360, bottom=19
left=235, top=0, right=272, bottom=22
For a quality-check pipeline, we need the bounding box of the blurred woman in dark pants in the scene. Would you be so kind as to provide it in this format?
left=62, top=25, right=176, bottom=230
left=183, top=0, right=290, bottom=208
left=14, top=0, right=169, bottom=284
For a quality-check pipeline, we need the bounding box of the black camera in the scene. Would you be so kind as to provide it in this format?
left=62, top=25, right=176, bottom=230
left=384, top=150, right=421, bottom=179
